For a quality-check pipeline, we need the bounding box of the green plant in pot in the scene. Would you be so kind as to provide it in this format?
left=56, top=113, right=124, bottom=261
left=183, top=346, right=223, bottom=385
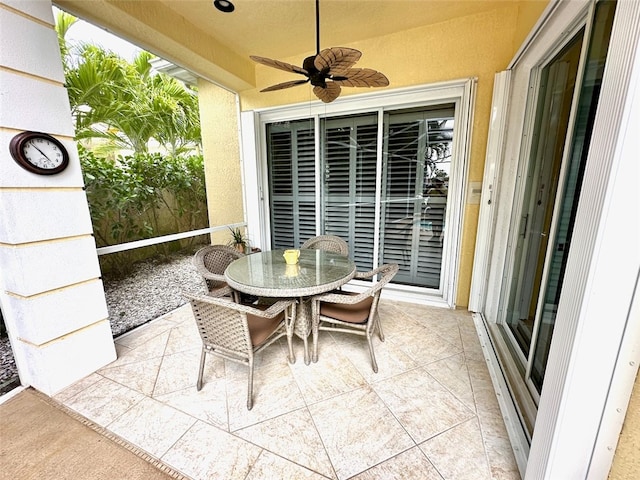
left=228, top=227, right=249, bottom=253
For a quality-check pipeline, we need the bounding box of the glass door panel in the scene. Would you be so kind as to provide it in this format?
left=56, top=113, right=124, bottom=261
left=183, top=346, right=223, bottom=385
left=503, top=32, right=584, bottom=360
left=529, top=0, right=617, bottom=391
left=380, top=107, right=454, bottom=288
left=321, top=115, right=378, bottom=271
left=500, top=0, right=617, bottom=398
left=267, top=119, right=316, bottom=249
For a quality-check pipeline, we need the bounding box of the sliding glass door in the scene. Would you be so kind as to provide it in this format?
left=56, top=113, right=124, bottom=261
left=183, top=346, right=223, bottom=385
left=265, top=105, right=456, bottom=293
left=502, top=31, right=584, bottom=365
left=493, top=0, right=617, bottom=416
left=380, top=108, right=454, bottom=288
left=321, top=115, right=378, bottom=270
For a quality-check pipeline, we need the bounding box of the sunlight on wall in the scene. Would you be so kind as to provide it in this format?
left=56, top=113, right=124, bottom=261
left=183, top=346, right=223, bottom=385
left=197, top=82, right=243, bottom=246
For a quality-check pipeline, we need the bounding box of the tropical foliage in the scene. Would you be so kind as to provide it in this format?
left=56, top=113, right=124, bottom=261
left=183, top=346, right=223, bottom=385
left=56, top=11, right=201, bottom=156
left=81, top=146, right=208, bottom=275
left=55, top=11, right=208, bottom=275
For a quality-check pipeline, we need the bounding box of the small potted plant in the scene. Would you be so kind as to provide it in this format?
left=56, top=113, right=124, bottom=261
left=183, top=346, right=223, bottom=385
left=228, top=227, right=249, bottom=253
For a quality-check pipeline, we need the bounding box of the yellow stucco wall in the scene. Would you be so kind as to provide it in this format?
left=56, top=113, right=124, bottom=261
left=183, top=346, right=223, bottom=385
left=197, top=82, right=244, bottom=246
left=236, top=2, right=547, bottom=307
left=609, top=371, right=640, bottom=478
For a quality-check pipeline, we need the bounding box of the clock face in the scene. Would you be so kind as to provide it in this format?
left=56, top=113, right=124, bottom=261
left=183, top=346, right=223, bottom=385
left=9, top=131, right=70, bottom=175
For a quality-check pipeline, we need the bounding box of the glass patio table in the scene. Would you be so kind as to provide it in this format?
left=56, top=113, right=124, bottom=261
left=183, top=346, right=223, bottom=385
left=225, top=249, right=356, bottom=364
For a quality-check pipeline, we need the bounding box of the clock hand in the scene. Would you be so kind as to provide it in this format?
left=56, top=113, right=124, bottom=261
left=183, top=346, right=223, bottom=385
left=32, top=145, right=51, bottom=160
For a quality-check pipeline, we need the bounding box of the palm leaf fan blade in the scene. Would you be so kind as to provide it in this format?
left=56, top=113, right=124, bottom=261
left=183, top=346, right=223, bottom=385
left=334, top=68, right=390, bottom=87
left=249, top=55, right=308, bottom=75
left=315, top=47, right=361, bottom=75
left=313, top=83, right=341, bottom=103
left=260, top=79, right=309, bottom=92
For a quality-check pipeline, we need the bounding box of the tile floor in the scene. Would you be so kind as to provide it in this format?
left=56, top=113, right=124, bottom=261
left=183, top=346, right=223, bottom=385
left=54, top=300, right=521, bottom=480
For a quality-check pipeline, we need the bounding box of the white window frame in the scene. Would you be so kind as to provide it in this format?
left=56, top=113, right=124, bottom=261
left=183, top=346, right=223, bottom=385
left=240, top=80, right=475, bottom=307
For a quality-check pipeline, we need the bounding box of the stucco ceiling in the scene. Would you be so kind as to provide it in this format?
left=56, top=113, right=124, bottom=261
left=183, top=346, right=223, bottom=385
left=55, top=0, right=540, bottom=91
left=156, top=0, right=507, bottom=59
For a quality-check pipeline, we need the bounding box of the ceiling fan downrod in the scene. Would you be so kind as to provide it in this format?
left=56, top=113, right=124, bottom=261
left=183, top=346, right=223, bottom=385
left=315, top=0, right=320, bottom=56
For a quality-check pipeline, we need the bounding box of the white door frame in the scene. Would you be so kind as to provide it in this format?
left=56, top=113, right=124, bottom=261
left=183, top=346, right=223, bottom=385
left=471, top=0, right=640, bottom=477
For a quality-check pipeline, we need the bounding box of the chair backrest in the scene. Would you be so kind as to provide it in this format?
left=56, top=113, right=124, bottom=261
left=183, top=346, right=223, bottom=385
left=193, top=244, right=244, bottom=291
left=186, top=294, right=253, bottom=359
left=300, top=235, right=349, bottom=256
left=362, top=263, right=399, bottom=326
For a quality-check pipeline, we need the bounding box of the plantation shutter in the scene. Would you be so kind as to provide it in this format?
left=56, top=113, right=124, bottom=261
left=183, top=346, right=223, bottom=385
left=321, top=115, right=378, bottom=271
left=380, top=108, right=454, bottom=288
left=266, top=106, right=454, bottom=289
left=267, top=120, right=316, bottom=249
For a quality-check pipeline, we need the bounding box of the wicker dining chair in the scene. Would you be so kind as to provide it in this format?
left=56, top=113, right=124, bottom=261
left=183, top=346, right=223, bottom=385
left=183, top=291, right=296, bottom=410
left=192, top=244, right=244, bottom=301
left=311, top=263, right=399, bottom=372
left=300, top=235, right=349, bottom=256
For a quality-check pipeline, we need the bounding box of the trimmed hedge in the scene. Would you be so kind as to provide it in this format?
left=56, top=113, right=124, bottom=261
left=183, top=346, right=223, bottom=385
left=80, top=146, right=208, bottom=276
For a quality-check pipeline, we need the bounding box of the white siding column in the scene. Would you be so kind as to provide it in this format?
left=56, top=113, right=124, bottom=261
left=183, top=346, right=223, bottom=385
left=0, top=0, right=115, bottom=395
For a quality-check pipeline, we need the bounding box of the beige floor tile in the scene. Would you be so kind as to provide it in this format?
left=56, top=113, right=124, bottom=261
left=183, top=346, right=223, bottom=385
left=399, top=302, right=454, bottom=325
left=99, top=356, right=163, bottom=396
left=384, top=312, right=432, bottom=340
left=162, top=420, right=262, bottom=480
left=372, top=368, right=475, bottom=443
left=290, top=344, right=367, bottom=405
left=155, top=378, right=229, bottom=430
left=424, top=353, right=475, bottom=411
left=308, top=386, right=413, bottom=480
left=108, top=396, right=197, bottom=458
left=420, top=418, right=492, bottom=480
left=330, top=333, right=418, bottom=384
left=56, top=300, right=520, bottom=480
left=350, top=447, right=444, bottom=480
left=388, top=326, right=463, bottom=366
left=115, top=318, right=176, bottom=349
left=246, top=450, right=330, bottom=479
left=112, top=329, right=171, bottom=362
left=421, top=317, right=463, bottom=349
left=182, top=347, right=227, bottom=384
left=226, top=357, right=306, bottom=431
left=460, top=328, right=485, bottom=362
left=483, top=437, right=521, bottom=480
left=53, top=372, right=103, bottom=403
left=153, top=348, right=202, bottom=396
left=164, top=320, right=201, bottom=355
left=466, top=361, right=503, bottom=417
left=236, top=407, right=336, bottom=479
left=64, top=376, right=145, bottom=426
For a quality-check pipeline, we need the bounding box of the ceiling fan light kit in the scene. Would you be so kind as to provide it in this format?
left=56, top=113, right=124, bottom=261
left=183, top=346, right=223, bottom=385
left=250, top=0, right=389, bottom=103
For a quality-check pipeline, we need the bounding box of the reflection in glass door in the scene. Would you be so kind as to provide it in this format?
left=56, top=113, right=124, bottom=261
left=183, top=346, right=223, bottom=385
left=528, top=0, right=617, bottom=392
left=501, top=0, right=616, bottom=397
left=503, top=32, right=584, bottom=361
left=380, top=108, right=455, bottom=289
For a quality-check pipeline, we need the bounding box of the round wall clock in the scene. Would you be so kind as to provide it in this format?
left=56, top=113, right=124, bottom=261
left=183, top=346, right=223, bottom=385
left=9, top=131, right=70, bottom=175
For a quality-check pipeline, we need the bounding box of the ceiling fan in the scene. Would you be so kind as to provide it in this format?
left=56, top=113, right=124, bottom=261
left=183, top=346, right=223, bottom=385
left=250, top=0, right=389, bottom=103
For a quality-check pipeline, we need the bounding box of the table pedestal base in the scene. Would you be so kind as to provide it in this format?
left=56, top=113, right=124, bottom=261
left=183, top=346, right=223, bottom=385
left=285, top=298, right=312, bottom=365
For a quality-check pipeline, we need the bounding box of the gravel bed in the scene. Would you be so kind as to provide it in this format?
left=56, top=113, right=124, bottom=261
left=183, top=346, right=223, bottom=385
left=105, top=251, right=206, bottom=337
left=0, top=251, right=206, bottom=389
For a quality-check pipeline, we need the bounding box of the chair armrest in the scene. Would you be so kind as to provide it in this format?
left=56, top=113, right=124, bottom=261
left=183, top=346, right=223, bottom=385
left=313, top=290, right=372, bottom=306
left=206, top=285, right=234, bottom=298
left=195, top=268, right=226, bottom=284
left=316, top=263, right=399, bottom=305
left=183, top=291, right=295, bottom=318
left=353, top=264, right=388, bottom=280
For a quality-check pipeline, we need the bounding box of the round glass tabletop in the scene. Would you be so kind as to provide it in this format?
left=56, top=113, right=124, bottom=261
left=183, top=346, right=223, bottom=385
left=225, top=249, right=356, bottom=297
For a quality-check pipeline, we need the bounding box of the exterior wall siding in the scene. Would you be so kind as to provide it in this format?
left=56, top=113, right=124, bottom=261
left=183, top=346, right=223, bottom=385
left=0, top=0, right=115, bottom=395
